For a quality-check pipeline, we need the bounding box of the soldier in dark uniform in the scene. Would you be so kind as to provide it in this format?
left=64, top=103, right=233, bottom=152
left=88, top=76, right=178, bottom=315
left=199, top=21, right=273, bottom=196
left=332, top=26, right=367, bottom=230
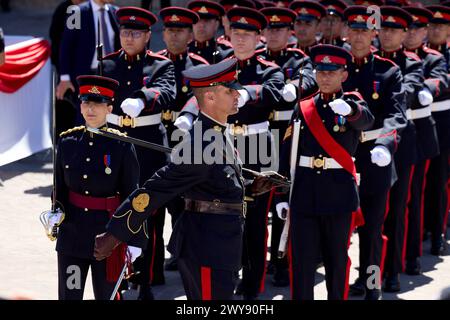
left=375, top=6, right=427, bottom=293
left=289, top=0, right=326, bottom=55
left=55, top=75, right=142, bottom=300
left=187, top=1, right=233, bottom=64
left=403, top=6, right=447, bottom=276
left=225, top=7, right=285, bottom=300
left=157, top=6, right=209, bottom=272
left=423, top=5, right=450, bottom=256
left=93, top=59, right=279, bottom=300
left=102, top=6, right=176, bottom=299
left=343, top=6, right=407, bottom=300
left=276, top=44, right=374, bottom=300
left=258, top=6, right=317, bottom=288
left=318, top=0, right=348, bottom=47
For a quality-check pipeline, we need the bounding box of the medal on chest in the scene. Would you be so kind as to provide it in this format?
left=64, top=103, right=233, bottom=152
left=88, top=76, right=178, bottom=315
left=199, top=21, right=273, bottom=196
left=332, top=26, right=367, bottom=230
left=104, top=155, right=112, bottom=175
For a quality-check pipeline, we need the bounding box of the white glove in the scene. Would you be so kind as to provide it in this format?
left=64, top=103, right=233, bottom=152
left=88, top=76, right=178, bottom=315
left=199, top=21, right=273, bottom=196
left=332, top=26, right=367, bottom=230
left=275, top=202, right=289, bottom=221
left=174, top=114, right=194, bottom=131
left=418, top=88, right=433, bottom=106
left=370, top=145, right=392, bottom=167
left=120, top=98, right=145, bottom=118
left=126, top=246, right=142, bottom=263
left=237, top=89, right=250, bottom=108
left=329, top=98, right=352, bottom=116
left=282, top=83, right=297, bottom=102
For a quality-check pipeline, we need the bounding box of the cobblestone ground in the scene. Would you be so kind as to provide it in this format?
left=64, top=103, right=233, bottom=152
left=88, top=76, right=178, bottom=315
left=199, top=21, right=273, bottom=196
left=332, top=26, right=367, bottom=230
left=0, top=151, right=449, bottom=300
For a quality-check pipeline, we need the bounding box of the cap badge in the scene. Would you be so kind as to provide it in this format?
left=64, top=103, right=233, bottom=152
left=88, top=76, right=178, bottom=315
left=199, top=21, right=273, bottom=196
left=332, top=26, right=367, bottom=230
left=386, top=16, right=396, bottom=23
left=321, top=56, right=332, bottom=64
left=238, top=17, right=249, bottom=24
left=88, top=86, right=101, bottom=94
left=270, top=15, right=281, bottom=22
left=130, top=16, right=136, bottom=21
left=434, top=11, right=443, bottom=18
left=170, top=14, right=180, bottom=21
left=199, top=6, right=209, bottom=14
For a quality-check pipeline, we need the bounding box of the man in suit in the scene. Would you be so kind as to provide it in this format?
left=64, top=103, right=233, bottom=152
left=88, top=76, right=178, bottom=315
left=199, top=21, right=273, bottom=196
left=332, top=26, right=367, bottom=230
left=56, top=0, right=120, bottom=124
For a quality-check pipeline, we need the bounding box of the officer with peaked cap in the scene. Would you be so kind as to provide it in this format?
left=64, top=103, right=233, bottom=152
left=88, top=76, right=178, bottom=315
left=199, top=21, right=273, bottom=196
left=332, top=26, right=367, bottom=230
left=276, top=44, right=374, bottom=300
left=102, top=6, right=176, bottom=299
left=157, top=5, right=209, bottom=273
left=343, top=5, right=407, bottom=300
left=319, top=0, right=348, bottom=46
left=55, top=75, right=142, bottom=300
left=94, top=59, right=281, bottom=300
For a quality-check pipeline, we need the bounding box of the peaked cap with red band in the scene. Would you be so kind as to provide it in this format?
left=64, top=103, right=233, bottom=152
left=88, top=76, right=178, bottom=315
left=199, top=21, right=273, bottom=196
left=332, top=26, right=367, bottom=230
left=425, top=5, right=450, bottom=24
left=188, top=0, right=226, bottom=19
left=77, top=75, right=119, bottom=103
left=289, top=1, right=327, bottom=21
left=319, top=0, right=348, bottom=19
left=380, top=5, right=413, bottom=29
left=403, top=6, right=433, bottom=28
left=344, top=5, right=378, bottom=29
left=260, top=7, right=297, bottom=28
left=116, top=6, right=157, bottom=30
left=182, top=58, right=242, bottom=89
left=220, top=0, right=255, bottom=12
left=310, top=44, right=352, bottom=71
left=159, top=7, right=200, bottom=27
left=227, top=6, right=268, bottom=31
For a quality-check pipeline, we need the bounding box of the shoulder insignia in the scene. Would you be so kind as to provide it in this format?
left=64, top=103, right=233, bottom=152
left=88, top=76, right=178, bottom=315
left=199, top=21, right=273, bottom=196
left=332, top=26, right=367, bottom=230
left=256, top=56, right=280, bottom=68
left=287, top=47, right=307, bottom=57
left=103, top=49, right=122, bottom=60
left=373, top=54, right=398, bottom=67
left=344, top=91, right=364, bottom=100
left=146, top=50, right=170, bottom=61
left=59, top=126, right=85, bottom=137
left=423, top=47, right=443, bottom=56
left=404, top=51, right=421, bottom=62
left=105, top=128, right=127, bottom=137
left=188, top=52, right=210, bottom=65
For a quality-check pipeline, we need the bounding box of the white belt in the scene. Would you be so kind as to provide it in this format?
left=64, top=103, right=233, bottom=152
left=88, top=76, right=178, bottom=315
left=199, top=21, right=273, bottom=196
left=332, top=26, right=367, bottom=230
left=270, top=110, right=293, bottom=121
left=161, top=110, right=180, bottom=122
left=298, top=155, right=355, bottom=169
left=406, top=106, right=432, bottom=120
left=107, top=113, right=161, bottom=128
left=227, top=121, right=270, bottom=136
left=431, top=100, right=450, bottom=113
left=360, top=128, right=383, bottom=143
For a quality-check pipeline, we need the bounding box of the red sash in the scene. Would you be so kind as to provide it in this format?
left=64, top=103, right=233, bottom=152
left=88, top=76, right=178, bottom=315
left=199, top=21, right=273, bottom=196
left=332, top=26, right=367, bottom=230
left=300, top=97, right=364, bottom=226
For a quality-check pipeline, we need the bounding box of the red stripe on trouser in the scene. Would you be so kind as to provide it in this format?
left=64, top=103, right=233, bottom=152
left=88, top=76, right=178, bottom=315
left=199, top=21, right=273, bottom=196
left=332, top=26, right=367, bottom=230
left=420, top=160, right=431, bottom=256
left=149, top=225, right=156, bottom=283
left=443, top=176, right=450, bottom=233
left=380, top=191, right=390, bottom=281
left=259, top=190, right=274, bottom=293
left=287, top=216, right=294, bottom=299
left=344, top=213, right=357, bottom=300
left=401, top=165, right=415, bottom=272
left=200, top=266, right=212, bottom=300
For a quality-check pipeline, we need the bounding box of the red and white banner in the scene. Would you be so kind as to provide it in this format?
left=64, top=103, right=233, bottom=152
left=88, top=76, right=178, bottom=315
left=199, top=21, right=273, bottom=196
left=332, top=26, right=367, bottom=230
left=0, top=37, right=52, bottom=167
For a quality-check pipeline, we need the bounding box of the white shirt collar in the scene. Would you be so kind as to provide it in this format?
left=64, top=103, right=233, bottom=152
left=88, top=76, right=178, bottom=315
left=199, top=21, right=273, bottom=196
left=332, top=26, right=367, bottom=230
left=200, top=111, right=227, bottom=127
left=90, top=0, right=108, bottom=12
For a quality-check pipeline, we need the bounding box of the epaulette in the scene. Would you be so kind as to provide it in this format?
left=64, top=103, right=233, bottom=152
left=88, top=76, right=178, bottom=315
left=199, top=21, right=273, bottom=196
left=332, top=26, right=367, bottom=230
left=374, top=54, right=398, bottom=67
left=103, top=49, right=122, bottom=60
left=344, top=91, right=364, bottom=100
left=423, top=46, right=443, bottom=56
left=105, top=128, right=127, bottom=137
left=256, top=56, right=279, bottom=68
left=404, top=51, right=421, bottom=62
left=59, top=126, right=85, bottom=137
left=255, top=48, right=265, bottom=55
left=188, top=52, right=209, bottom=65
left=146, top=50, right=170, bottom=61
left=287, top=47, right=307, bottom=57
left=217, top=37, right=233, bottom=48
left=156, top=49, right=167, bottom=56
